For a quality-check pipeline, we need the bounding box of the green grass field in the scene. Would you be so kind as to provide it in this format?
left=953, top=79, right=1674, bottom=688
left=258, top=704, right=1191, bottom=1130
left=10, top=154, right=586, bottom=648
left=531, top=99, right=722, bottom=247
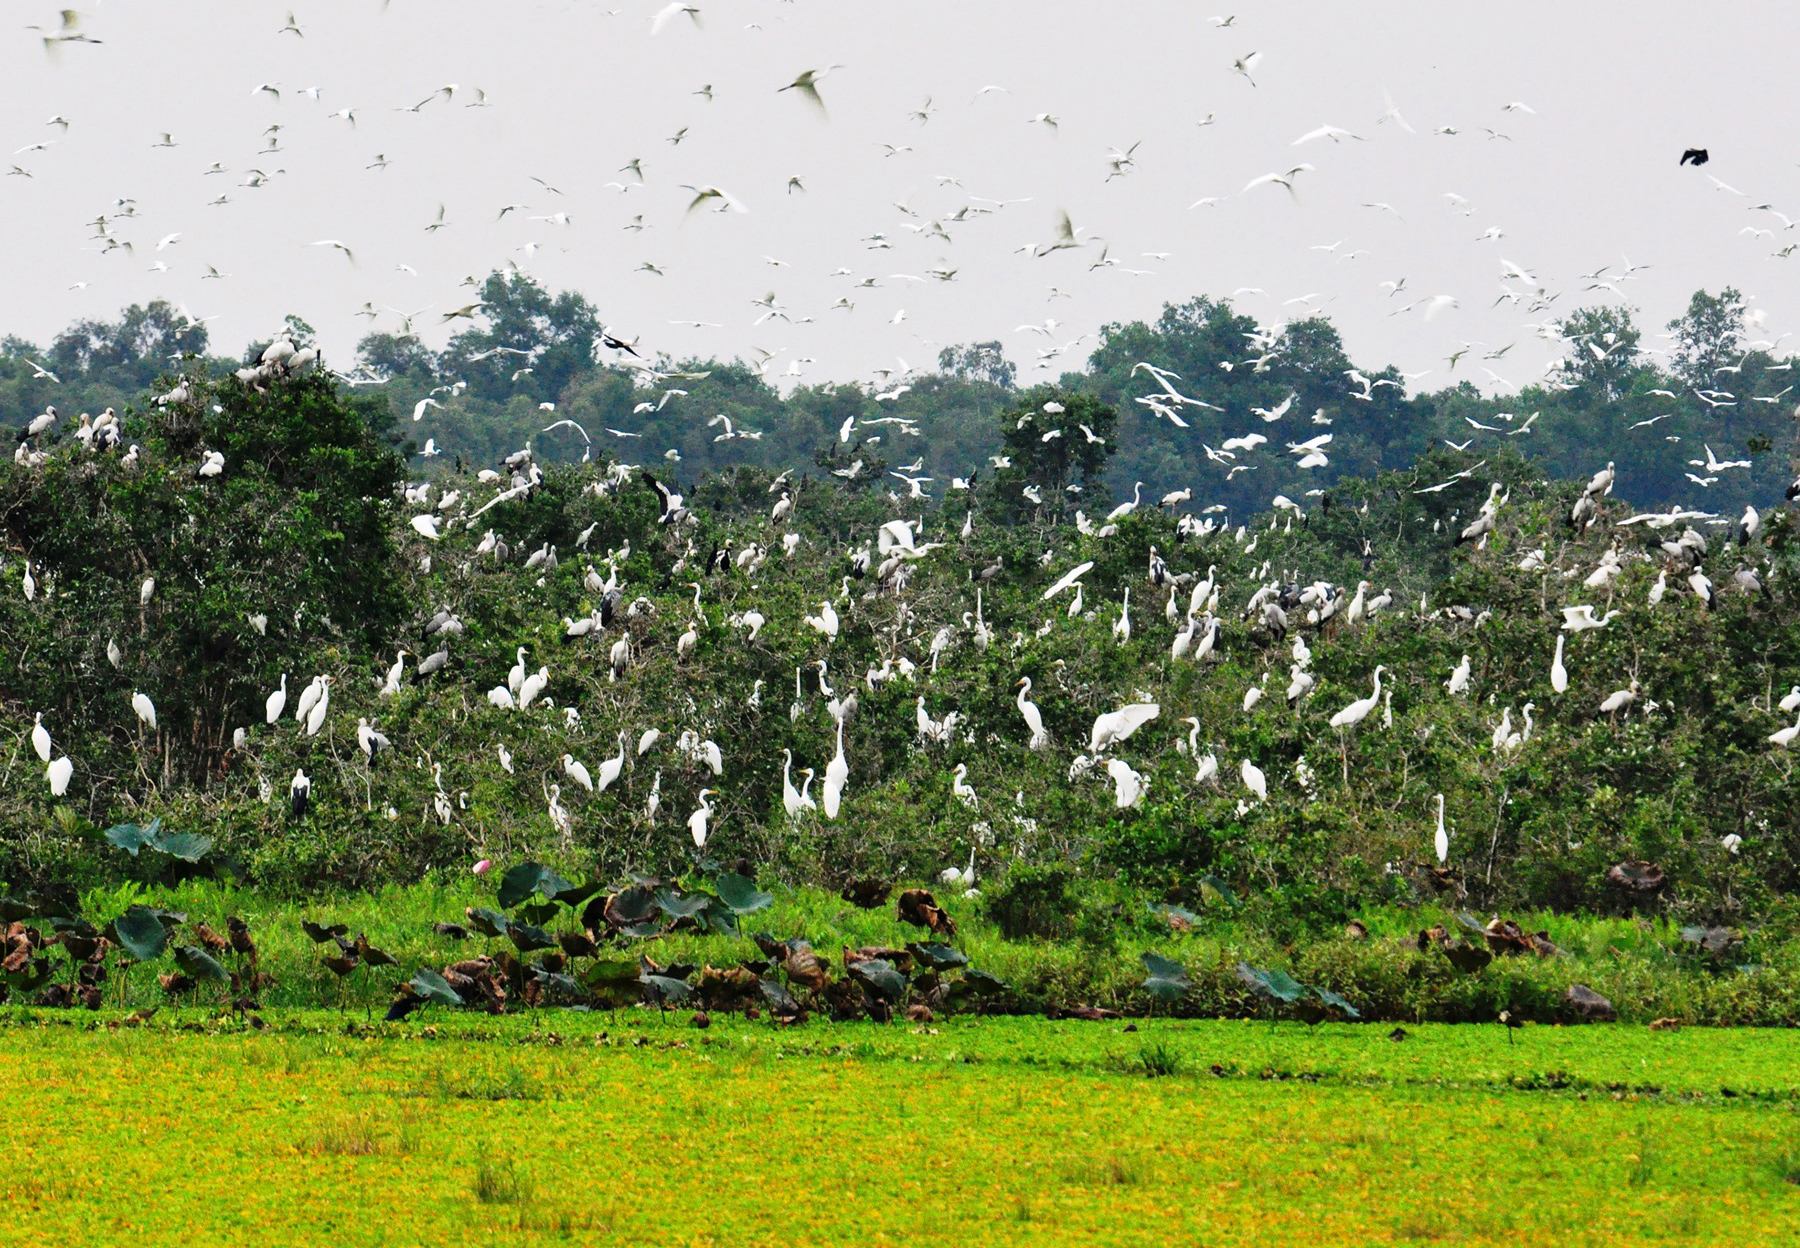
left=7, top=1010, right=1800, bottom=1246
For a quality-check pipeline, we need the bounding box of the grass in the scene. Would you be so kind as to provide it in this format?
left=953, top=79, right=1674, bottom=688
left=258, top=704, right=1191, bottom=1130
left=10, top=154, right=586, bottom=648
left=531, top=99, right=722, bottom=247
left=54, top=876, right=1800, bottom=1025
left=5, top=1011, right=1800, bottom=1245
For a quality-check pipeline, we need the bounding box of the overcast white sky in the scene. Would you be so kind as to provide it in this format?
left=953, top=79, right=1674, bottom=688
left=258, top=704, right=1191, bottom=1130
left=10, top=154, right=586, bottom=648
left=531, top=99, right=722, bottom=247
left=4, top=1, right=1797, bottom=393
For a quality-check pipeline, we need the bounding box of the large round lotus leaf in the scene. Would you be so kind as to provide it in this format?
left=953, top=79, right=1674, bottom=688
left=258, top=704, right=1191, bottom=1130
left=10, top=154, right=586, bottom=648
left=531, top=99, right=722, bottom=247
left=408, top=967, right=465, bottom=1006
left=1315, top=986, right=1361, bottom=1019
left=154, top=831, right=213, bottom=863
left=640, top=973, right=691, bottom=1005
left=505, top=922, right=556, bottom=953
left=556, top=881, right=606, bottom=909
left=907, top=942, right=969, bottom=971
left=654, top=889, right=711, bottom=919
left=699, top=906, right=739, bottom=936
left=514, top=900, right=562, bottom=927
left=104, top=821, right=157, bottom=857
left=173, top=945, right=228, bottom=983
left=714, top=873, right=774, bottom=915
left=357, top=943, right=398, bottom=968
left=111, top=908, right=169, bottom=962
left=847, top=959, right=908, bottom=1003
left=498, top=862, right=575, bottom=909
left=1141, top=951, right=1192, bottom=1001
left=464, top=907, right=511, bottom=937
left=1235, top=961, right=1303, bottom=1003
left=605, top=886, right=658, bottom=925
left=758, top=977, right=801, bottom=1014
left=963, top=968, right=1010, bottom=994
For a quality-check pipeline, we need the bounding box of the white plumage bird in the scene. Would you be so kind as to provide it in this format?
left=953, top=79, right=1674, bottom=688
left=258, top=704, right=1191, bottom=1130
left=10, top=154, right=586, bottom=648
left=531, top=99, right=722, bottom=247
left=131, top=690, right=157, bottom=730
left=1089, top=702, right=1159, bottom=753
left=822, top=717, right=849, bottom=818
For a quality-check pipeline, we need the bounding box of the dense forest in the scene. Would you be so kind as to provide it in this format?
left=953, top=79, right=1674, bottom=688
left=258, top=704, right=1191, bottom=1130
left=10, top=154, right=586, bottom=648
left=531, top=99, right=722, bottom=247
left=1, top=280, right=1797, bottom=936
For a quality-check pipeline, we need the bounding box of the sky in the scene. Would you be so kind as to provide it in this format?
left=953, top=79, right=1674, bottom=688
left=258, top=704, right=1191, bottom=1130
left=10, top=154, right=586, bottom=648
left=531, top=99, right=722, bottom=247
left=4, top=1, right=1797, bottom=396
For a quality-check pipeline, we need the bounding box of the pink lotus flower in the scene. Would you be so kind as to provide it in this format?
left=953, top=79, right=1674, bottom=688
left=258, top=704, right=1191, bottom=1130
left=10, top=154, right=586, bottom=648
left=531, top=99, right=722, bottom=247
left=472, top=858, right=492, bottom=876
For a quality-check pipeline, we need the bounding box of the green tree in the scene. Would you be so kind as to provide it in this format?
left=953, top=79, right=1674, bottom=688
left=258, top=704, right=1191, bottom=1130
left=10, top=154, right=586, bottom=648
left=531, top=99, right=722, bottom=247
left=990, top=386, right=1118, bottom=521
left=937, top=341, right=1016, bottom=390
left=1552, top=306, right=1643, bottom=401
left=1667, top=287, right=1746, bottom=392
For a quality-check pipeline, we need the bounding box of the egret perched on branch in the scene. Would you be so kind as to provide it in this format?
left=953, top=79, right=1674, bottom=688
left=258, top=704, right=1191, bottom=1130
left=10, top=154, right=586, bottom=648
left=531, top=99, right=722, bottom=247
left=596, top=732, right=627, bottom=793
left=1105, top=758, right=1147, bottom=808
left=1550, top=635, right=1568, bottom=694
left=1433, top=794, right=1449, bottom=863
left=1328, top=666, right=1386, bottom=729
left=823, top=718, right=849, bottom=818
left=30, top=714, right=51, bottom=763
left=46, top=755, right=72, bottom=797
left=687, top=789, right=716, bottom=847
left=1016, top=677, right=1047, bottom=750
left=265, top=675, right=288, bottom=724
left=131, top=691, right=157, bottom=730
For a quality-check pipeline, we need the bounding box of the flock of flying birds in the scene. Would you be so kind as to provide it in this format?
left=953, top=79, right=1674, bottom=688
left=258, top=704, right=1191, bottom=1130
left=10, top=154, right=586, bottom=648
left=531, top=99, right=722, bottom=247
left=9, top=7, right=1800, bottom=872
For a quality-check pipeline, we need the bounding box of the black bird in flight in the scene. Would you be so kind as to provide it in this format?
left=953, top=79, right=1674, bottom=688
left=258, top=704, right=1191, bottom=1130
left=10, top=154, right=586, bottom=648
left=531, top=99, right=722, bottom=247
left=1679, top=148, right=1710, bottom=166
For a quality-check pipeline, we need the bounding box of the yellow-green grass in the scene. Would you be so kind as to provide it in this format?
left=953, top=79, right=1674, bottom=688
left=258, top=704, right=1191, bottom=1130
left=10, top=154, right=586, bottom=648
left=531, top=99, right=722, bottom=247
left=7, top=1013, right=1800, bottom=1247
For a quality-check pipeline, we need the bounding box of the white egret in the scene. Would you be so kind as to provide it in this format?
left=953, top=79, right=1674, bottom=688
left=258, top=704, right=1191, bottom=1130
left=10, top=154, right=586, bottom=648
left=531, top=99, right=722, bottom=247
left=1550, top=635, right=1568, bottom=694
left=304, top=677, right=331, bottom=736
left=1328, top=665, right=1386, bottom=730
left=1089, top=702, right=1159, bottom=753
left=265, top=675, right=288, bottom=724
left=1105, top=758, right=1147, bottom=808
left=1433, top=794, right=1449, bottom=863
left=951, top=763, right=979, bottom=808
left=688, top=789, right=717, bottom=847
left=823, top=718, right=849, bottom=818
left=1446, top=655, right=1471, bottom=696
left=1240, top=758, right=1268, bottom=802
left=596, top=732, right=627, bottom=792
left=131, top=690, right=157, bottom=730
left=562, top=753, right=595, bottom=792
left=939, top=847, right=976, bottom=888
left=29, top=713, right=50, bottom=763
left=1016, top=677, right=1047, bottom=750
left=782, top=749, right=808, bottom=818
left=46, top=755, right=72, bottom=797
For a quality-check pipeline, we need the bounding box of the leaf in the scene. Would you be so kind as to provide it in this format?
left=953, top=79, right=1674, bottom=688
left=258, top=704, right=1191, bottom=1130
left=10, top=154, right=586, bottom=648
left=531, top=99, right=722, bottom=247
left=104, top=822, right=157, bottom=857
left=1199, top=875, right=1239, bottom=909
left=152, top=831, right=213, bottom=863
left=464, top=907, right=511, bottom=938
left=514, top=900, right=562, bottom=927
left=1235, top=962, right=1304, bottom=1004
left=1442, top=942, right=1493, bottom=975
left=714, top=873, right=774, bottom=915
left=907, top=942, right=969, bottom=971
left=408, top=968, right=465, bottom=1007
left=654, top=888, right=712, bottom=920
left=963, top=968, right=1010, bottom=994
left=301, top=920, right=349, bottom=943
left=603, top=886, right=658, bottom=926
left=172, top=945, right=228, bottom=983
left=497, top=862, right=575, bottom=909
left=556, top=881, right=606, bottom=909
left=1314, top=986, right=1361, bottom=1019
left=505, top=922, right=556, bottom=953
left=846, top=958, right=908, bottom=1003
left=640, top=973, right=691, bottom=1006
left=758, top=976, right=802, bottom=1016
left=111, top=908, right=169, bottom=961
left=1142, top=951, right=1192, bottom=1002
